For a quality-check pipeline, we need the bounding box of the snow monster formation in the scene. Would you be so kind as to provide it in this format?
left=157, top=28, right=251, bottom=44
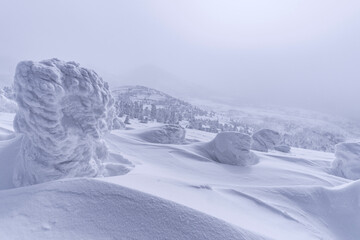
left=251, top=129, right=282, bottom=152
left=138, top=125, right=186, bottom=144
left=332, top=142, right=360, bottom=180
left=274, top=145, right=291, bottom=153
left=13, top=59, right=118, bottom=186
left=206, top=132, right=258, bottom=166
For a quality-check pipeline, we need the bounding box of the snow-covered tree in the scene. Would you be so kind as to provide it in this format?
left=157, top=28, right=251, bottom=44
left=13, top=59, right=116, bottom=186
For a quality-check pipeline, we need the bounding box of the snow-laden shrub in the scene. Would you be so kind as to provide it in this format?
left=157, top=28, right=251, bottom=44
left=207, top=132, right=258, bottom=166
left=332, top=142, right=360, bottom=180
left=12, top=59, right=118, bottom=186
left=251, top=129, right=281, bottom=152
left=138, top=124, right=186, bottom=144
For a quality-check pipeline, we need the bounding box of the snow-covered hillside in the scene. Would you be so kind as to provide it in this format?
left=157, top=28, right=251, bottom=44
left=112, top=85, right=209, bottom=125
left=1, top=112, right=359, bottom=240
left=111, top=85, right=360, bottom=152
left=1, top=69, right=360, bottom=239
left=190, top=99, right=360, bottom=152
left=4, top=83, right=357, bottom=152
left=113, top=85, right=180, bottom=104
left=2, top=0, right=360, bottom=237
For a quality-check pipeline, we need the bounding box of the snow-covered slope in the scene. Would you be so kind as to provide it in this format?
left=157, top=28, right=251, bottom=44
left=102, top=127, right=359, bottom=240
left=113, top=85, right=178, bottom=104
left=1, top=112, right=359, bottom=239
left=110, top=85, right=360, bottom=152
left=0, top=178, right=263, bottom=240
left=112, top=85, right=205, bottom=115
left=112, top=85, right=208, bottom=126
left=189, top=99, right=360, bottom=152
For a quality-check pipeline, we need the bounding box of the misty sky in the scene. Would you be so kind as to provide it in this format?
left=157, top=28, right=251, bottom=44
left=0, top=0, right=359, bottom=119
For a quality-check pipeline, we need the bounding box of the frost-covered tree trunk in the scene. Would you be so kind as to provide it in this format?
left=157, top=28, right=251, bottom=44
left=13, top=59, right=117, bottom=186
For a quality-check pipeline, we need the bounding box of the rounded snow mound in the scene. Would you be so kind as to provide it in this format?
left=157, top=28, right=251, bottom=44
left=13, top=59, right=118, bottom=186
left=206, top=132, right=258, bottom=166
left=0, top=178, right=263, bottom=240
left=137, top=124, right=186, bottom=144
left=332, top=142, right=360, bottom=180
left=251, top=129, right=281, bottom=152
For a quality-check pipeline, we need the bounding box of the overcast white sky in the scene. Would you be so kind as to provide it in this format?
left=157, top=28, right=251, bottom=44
left=0, top=0, right=359, bottom=119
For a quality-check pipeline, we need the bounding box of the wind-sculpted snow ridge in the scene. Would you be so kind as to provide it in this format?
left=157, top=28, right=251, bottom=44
left=12, top=59, right=120, bottom=186
left=251, top=129, right=282, bottom=152
left=205, top=132, right=258, bottom=166
left=0, top=178, right=270, bottom=240
left=332, top=142, right=360, bottom=180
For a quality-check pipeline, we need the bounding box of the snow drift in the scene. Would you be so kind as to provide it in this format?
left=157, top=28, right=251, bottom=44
left=252, top=129, right=281, bottom=152
left=1, top=109, right=359, bottom=240
left=204, top=132, right=258, bottom=166
left=241, top=180, right=360, bottom=240
left=0, top=178, right=265, bottom=240
left=332, top=142, right=360, bottom=180
left=136, top=124, right=186, bottom=144
left=12, top=59, right=118, bottom=186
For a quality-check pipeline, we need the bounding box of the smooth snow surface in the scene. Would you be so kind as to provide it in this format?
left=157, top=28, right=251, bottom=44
left=0, top=178, right=264, bottom=240
left=12, top=59, right=116, bottom=186
left=333, top=142, right=360, bottom=180
left=0, top=113, right=359, bottom=240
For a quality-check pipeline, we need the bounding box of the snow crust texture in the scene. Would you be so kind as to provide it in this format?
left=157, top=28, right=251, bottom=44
left=138, top=124, right=186, bottom=144
left=13, top=59, right=116, bottom=186
left=332, top=142, right=360, bottom=180
left=252, top=129, right=281, bottom=152
left=208, top=132, right=258, bottom=166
